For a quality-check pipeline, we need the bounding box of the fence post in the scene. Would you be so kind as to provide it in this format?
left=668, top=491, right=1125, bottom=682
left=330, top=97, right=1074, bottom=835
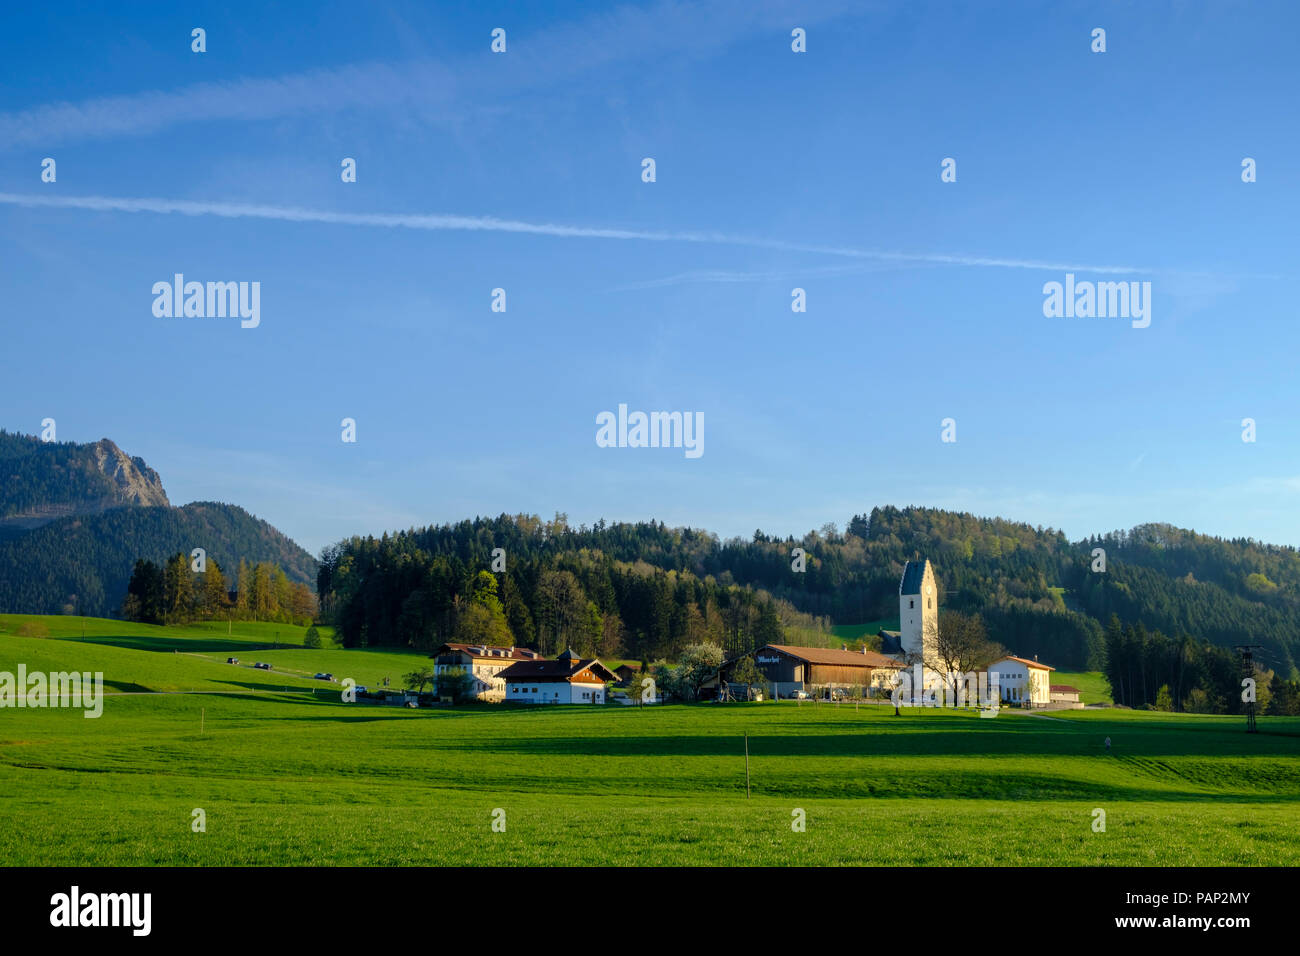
left=744, top=733, right=750, bottom=799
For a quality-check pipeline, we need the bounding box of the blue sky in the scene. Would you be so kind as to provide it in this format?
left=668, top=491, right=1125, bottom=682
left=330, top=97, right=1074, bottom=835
left=2, top=1, right=1298, bottom=556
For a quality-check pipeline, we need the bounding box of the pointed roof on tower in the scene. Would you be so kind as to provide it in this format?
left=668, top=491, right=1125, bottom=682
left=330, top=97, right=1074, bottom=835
left=899, top=559, right=932, bottom=595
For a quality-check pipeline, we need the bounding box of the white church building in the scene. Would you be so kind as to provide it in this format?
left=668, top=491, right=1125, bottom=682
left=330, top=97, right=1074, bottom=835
left=891, top=558, right=1056, bottom=708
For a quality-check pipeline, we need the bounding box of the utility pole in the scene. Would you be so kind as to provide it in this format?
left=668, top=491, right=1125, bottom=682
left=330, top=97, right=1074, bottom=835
left=1234, top=645, right=1263, bottom=733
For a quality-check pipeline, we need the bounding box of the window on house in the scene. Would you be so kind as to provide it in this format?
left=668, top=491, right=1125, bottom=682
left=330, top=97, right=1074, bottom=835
left=909, top=599, right=914, bottom=609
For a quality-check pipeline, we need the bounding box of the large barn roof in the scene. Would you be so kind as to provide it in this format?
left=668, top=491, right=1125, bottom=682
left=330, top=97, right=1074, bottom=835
left=761, top=644, right=903, bottom=669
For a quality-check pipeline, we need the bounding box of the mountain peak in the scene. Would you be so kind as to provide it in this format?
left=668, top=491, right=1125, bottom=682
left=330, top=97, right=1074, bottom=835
left=0, top=429, right=169, bottom=530
left=88, top=437, right=169, bottom=508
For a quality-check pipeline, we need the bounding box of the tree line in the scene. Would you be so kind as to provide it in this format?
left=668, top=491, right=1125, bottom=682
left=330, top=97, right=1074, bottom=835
left=312, top=507, right=1300, bottom=679
left=122, top=553, right=316, bottom=626
left=1100, top=614, right=1298, bottom=714
left=315, top=514, right=830, bottom=661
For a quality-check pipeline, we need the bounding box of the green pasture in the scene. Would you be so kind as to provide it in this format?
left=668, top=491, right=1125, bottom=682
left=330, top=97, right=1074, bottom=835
left=0, top=616, right=1296, bottom=865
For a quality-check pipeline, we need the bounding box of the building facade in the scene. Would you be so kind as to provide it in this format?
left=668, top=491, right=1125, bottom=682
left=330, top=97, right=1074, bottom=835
left=1050, top=684, right=1083, bottom=708
left=745, top=644, right=903, bottom=698
left=431, top=643, right=543, bottom=701
left=499, top=649, right=617, bottom=704
left=988, top=655, right=1055, bottom=706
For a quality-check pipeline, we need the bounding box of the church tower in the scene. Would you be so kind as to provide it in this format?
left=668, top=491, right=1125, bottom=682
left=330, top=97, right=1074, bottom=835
left=899, top=559, right=938, bottom=662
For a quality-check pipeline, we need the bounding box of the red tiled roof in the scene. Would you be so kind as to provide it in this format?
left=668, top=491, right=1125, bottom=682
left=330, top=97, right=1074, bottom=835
left=435, top=643, right=541, bottom=661
left=991, top=655, right=1055, bottom=671
left=1050, top=685, right=1080, bottom=693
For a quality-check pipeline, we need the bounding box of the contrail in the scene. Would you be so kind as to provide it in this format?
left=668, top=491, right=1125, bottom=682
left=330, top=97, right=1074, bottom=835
left=0, top=190, right=1181, bottom=276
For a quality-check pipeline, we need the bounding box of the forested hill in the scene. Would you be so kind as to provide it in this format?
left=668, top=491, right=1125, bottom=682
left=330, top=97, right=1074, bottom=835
left=0, top=429, right=315, bottom=616
left=0, top=430, right=169, bottom=530
left=0, top=501, right=317, bottom=617
left=317, top=507, right=1300, bottom=677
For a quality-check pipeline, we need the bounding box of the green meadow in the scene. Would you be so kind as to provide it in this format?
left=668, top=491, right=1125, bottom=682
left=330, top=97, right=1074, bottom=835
left=1, top=614, right=1297, bottom=866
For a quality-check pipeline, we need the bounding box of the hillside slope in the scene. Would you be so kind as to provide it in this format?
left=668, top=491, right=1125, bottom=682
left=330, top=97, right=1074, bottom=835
left=0, top=501, right=317, bottom=616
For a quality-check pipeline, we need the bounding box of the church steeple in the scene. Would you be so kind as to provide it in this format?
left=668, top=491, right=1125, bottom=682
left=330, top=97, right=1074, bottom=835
left=899, top=559, right=937, bottom=662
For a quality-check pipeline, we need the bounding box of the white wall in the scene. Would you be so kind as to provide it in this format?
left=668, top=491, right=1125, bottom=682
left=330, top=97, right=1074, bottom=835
left=988, top=659, right=1052, bottom=705
left=435, top=656, right=512, bottom=700
left=506, top=681, right=605, bottom=704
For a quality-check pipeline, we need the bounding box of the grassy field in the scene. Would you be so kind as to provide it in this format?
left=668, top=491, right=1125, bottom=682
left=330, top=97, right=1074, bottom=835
left=1, top=615, right=1297, bottom=866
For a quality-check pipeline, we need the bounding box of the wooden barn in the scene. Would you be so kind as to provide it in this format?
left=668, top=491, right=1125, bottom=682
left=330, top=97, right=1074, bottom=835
left=745, top=644, right=903, bottom=698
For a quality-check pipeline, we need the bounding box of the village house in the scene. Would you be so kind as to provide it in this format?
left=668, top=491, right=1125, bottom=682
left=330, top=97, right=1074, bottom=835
left=431, top=642, right=543, bottom=701
left=498, top=649, right=617, bottom=704
left=1050, top=684, right=1083, bottom=708
left=988, top=655, right=1055, bottom=707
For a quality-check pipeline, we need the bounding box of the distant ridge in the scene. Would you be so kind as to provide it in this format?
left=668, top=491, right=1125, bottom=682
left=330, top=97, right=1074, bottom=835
left=0, top=429, right=315, bottom=616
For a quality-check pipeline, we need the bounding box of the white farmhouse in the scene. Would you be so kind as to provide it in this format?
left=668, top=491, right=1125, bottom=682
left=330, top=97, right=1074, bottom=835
left=498, top=649, right=617, bottom=704
left=431, top=642, right=543, bottom=701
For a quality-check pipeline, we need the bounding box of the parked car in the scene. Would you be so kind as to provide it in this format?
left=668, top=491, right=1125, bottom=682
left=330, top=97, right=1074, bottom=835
left=825, top=688, right=847, bottom=701
left=226, top=657, right=239, bottom=664
left=788, top=690, right=809, bottom=699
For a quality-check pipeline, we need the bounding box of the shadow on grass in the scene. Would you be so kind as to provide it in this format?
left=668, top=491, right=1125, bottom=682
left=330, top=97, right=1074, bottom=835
left=102, top=679, right=154, bottom=693
left=73, top=634, right=284, bottom=654
left=435, top=729, right=1300, bottom=761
